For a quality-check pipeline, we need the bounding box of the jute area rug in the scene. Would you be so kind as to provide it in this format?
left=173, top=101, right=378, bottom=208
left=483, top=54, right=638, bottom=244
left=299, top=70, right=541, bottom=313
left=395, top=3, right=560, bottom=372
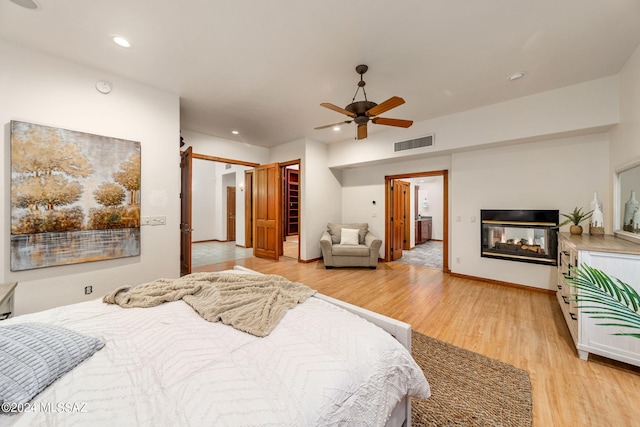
left=411, top=332, right=533, bottom=427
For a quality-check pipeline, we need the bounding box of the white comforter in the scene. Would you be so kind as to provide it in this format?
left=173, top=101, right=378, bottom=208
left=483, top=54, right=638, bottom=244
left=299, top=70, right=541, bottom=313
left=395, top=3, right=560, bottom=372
left=1, top=293, right=429, bottom=426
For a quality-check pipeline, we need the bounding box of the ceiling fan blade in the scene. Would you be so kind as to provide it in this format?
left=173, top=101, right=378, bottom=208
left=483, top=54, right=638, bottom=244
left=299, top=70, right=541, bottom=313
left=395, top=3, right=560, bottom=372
left=320, top=103, right=357, bottom=118
left=314, top=120, right=353, bottom=130
left=357, top=124, right=367, bottom=140
left=371, top=117, right=413, bottom=128
left=366, top=96, right=405, bottom=117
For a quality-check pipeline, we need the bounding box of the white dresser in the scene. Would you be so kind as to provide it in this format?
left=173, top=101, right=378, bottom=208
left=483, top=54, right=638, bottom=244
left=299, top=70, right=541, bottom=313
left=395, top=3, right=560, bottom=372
left=557, top=233, right=640, bottom=366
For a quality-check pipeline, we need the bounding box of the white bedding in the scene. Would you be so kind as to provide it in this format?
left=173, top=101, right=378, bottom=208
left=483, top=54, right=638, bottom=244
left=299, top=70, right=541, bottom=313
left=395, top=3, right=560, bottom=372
left=0, top=282, right=430, bottom=426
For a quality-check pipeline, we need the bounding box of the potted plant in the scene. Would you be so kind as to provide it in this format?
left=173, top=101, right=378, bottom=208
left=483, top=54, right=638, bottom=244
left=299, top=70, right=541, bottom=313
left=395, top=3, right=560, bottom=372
left=559, top=207, right=593, bottom=235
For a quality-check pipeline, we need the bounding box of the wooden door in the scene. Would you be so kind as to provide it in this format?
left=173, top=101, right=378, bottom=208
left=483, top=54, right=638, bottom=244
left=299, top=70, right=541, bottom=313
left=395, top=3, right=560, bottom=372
left=253, top=163, right=281, bottom=260
left=180, top=147, right=193, bottom=276
left=227, top=186, right=236, bottom=241
left=390, top=180, right=409, bottom=260
left=244, top=170, right=253, bottom=248
left=401, top=180, right=411, bottom=250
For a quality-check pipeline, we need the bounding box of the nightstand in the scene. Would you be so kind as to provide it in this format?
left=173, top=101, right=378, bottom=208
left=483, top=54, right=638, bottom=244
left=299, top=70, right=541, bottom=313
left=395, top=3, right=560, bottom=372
left=0, top=282, right=17, bottom=320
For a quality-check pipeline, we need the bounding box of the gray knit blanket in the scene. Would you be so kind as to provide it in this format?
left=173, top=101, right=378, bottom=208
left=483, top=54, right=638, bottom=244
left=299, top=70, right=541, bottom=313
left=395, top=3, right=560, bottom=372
left=103, top=273, right=316, bottom=337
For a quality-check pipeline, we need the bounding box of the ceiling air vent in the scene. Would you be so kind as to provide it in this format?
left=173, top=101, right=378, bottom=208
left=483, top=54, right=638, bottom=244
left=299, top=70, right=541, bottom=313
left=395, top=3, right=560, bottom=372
left=394, top=134, right=434, bottom=152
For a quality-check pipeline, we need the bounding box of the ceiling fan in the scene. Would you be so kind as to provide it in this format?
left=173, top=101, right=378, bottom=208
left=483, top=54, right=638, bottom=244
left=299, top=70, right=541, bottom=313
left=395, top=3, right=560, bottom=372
left=316, top=64, right=413, bottom=140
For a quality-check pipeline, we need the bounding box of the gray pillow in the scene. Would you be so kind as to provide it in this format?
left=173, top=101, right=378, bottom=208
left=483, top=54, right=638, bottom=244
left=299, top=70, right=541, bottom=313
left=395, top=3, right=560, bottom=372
left=0, top=323, right=104, bottom=406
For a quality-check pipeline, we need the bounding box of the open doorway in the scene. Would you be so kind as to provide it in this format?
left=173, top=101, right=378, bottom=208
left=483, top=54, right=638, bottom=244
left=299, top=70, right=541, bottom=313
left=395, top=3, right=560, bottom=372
left=385, top=170, right=449, bottom=272
left=185, top=152, right=258, bottom=271
left=281, top=162, right=300, bottom=260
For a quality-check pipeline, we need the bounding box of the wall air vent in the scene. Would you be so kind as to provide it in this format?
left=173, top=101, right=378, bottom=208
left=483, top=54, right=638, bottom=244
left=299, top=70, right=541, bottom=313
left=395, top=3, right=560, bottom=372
left=225, top=163, right=232, bottom=169
left=394, top=134, right=434, bottom=152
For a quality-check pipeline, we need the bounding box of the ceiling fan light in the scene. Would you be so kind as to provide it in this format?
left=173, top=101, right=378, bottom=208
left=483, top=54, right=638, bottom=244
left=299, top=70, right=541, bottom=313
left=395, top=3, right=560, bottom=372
left=232, top=130, right=239, bottom=135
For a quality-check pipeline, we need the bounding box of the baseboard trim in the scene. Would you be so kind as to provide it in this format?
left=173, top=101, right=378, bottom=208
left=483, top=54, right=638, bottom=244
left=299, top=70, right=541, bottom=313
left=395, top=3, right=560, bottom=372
left=300, top=257, right=322, bottom=263
left=449, top=272, right=555, bottom=294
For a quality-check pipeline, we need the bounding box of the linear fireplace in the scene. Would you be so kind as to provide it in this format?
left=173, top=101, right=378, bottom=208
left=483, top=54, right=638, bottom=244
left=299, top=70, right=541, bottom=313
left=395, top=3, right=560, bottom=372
left=481, top=210, right=559, bottom=266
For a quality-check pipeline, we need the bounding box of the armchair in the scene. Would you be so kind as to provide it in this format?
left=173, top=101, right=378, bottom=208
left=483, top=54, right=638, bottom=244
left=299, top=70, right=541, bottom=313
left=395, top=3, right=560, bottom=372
left=320, top=223, right=382, bottom=269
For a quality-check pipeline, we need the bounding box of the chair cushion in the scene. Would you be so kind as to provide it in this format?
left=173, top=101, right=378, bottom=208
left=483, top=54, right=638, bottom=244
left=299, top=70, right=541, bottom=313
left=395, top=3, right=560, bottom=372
left=339, top=228, right=360, bottom=245
left=327, top=223, right=368, bottom=245
left=331, top=244, right=370, bottom=257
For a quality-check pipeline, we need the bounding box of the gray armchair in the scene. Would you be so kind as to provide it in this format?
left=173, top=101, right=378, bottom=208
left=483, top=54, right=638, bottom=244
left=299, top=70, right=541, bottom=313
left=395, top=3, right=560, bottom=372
left=320, top=223, right=382, bottom=269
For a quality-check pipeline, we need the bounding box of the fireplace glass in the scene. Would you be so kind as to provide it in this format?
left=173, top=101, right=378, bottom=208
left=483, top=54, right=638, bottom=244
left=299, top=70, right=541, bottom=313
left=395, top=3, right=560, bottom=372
left=481, top=210, right=558, bottom=266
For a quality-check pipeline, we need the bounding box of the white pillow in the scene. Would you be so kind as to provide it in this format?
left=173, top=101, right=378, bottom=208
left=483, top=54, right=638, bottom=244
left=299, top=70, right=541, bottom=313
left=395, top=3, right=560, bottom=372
left=340, top=228, right=360, bottom=245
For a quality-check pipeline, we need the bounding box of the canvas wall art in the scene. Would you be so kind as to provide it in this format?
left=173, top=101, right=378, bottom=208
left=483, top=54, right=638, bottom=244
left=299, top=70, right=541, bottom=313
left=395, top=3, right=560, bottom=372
left=10, top=121, right=141, bottom=271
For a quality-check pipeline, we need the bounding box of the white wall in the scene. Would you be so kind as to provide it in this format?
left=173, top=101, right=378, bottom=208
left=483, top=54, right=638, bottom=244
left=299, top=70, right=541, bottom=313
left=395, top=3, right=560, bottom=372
left=0, top=41, right=180, bottom=315
left=610, top=44, right=640, bottom=171
left=415, top=176, right=444, bottom=240
left=192, top=158, right=217, bottom=241
left=182, top=129, right=269, bottom=165
left=303, top=139, right=343, bottom=260
left=340, top=155, right=452, bottom=258
left=328, top=76, right=618, bottom=169
left=450, top=133, right=610, bottom=290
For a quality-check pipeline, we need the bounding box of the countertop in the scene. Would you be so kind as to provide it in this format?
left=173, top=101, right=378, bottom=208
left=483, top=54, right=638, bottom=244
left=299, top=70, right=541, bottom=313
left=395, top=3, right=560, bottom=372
left=559, top=232, right=640, bottom=255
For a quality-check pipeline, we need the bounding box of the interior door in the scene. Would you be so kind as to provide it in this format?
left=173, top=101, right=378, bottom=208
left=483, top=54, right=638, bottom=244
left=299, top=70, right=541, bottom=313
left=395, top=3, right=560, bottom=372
left=401, top=180, right=411, bottom=250
left=253, top=163, right=281, bottom=260
left=180, top=147, right=193, bottom=276
left=227, top=186, right=236, bottom=241
left=244, top=170, right=253, bottom=248
left=391, top=180, right=408, bottom=260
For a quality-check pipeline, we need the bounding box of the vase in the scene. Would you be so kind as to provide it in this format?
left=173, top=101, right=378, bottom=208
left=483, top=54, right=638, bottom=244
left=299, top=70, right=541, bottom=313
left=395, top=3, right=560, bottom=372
left=624, top=191, right=639, bottom=232
left=634, top=207, right=640, bottom=234
left=570, top=225, right=583, bottom=235
left=589, top=193, right=604, bottom=236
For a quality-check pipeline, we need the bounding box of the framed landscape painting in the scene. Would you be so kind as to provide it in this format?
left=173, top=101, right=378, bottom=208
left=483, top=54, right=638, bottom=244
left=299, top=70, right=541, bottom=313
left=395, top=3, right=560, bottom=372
left=10, top=121, right=141, bottom=271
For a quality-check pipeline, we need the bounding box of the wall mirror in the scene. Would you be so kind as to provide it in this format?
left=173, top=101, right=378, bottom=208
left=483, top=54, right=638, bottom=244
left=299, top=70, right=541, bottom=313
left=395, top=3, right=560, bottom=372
left=614, top=158, right=640, bottom=243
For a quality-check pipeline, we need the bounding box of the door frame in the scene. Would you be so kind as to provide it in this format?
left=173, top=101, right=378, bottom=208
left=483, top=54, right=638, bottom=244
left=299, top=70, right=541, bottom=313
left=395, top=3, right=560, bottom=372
left=244, top=170, right=254, bottom=248
left=180, top=147, right=193, bottom=276
left=384, top=170, right=449, bottom=272
left=180, top=151, right=259, bottom=274
left=226, top=186, right=236, bottom=241
left=279, top=160, right=301, bottom=261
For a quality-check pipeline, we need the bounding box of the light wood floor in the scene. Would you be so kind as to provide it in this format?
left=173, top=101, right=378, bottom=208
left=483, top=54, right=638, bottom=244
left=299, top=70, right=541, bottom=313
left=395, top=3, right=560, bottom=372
left=194, top=257, right=640, bottom=427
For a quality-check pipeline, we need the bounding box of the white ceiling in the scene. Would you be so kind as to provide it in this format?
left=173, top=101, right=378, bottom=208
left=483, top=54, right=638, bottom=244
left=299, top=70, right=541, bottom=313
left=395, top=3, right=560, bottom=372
left=2, top=0, right=640, bottom=148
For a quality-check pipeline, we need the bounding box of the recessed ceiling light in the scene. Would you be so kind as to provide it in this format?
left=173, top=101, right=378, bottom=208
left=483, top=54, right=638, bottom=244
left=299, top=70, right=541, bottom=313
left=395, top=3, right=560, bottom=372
left=508, top=71, right=526, bottom=81
left=231, top=130, right=239, bottom=135
left=112, top=35, right=132, bottom=48
left=332, top=126, right=341, bottom=131
left=9, top=0, right=40, bottom=10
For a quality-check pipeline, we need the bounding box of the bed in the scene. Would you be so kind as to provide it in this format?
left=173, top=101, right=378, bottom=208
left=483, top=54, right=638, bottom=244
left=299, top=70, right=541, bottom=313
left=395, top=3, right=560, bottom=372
left=0, top=266, right=430, bottom=426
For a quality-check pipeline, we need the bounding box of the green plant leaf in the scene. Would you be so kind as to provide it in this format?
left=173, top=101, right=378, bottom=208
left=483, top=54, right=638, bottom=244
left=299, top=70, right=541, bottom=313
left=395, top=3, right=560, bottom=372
left=565, top=264, right=640, bottom=339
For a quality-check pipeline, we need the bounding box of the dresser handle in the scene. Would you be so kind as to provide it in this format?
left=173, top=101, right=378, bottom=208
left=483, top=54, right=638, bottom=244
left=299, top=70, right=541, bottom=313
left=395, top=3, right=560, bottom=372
left=0, top=312, right=11, bottom=321
left=570, top=313, right=577, bottom=321
left=557, top=284, right=562, bottom=290
left=562, top=296, right=570, bottom=305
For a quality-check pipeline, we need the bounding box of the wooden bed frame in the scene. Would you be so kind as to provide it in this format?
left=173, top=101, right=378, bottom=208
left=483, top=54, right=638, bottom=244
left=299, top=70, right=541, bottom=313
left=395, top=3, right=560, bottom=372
left=233, top=266, right=414, bottom=427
